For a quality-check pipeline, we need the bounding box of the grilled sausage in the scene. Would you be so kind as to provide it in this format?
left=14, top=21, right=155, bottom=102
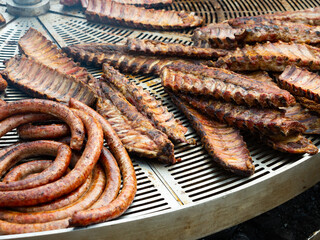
left=0, top=113, right=56, bottom=139
left=0, top=165, right=104, bottom=224
left=17, top=123, right=70, bottom=140
left=91, top=147, right=121, bottom=208
left=0, top=99, right=85, bottom=150
left=3, top=160, right=53, bottom=182
left=0, top=109, right=103, bottom=207
left=69, top=99, right=137, bottom=226
left=0, top=141, right=71, bottom=191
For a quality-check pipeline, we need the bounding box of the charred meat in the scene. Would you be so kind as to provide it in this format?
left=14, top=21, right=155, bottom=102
left=1, top=55, right=96, bottom=106
left=161, top=63, right=295, bottom=108
left=126, top=38, right=228, bottom=59
left=175, top=93, right=305, bottom=136
left=214, top=41, right=320, bottom=72
left=85, top=0, right=203, bottom=30
left=169, top=92, right=254, bottom=176
left=102, top=63, right=191, bottom=144
left=19, top=28, right=94, bottom=84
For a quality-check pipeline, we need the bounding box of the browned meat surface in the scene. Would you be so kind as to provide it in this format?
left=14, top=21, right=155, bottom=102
left=283, top=104, right=320, bottom=135
left=1, top=55, right=96, bottom=106
left=0, top=75, right=7, bottom=92
left=296, top=96, right=320, bottom=115
left=175, top=93, right=305, bottom=136
left=169, top=92, right=254, bottom=176
left=192, top=22, right=246, bottom=49
left=85, top=0, right=203, bottom=30
left=161, top=63, right=295, bottom=108
left=229, top=7, right=320, bottom=26
left=63, top=42, right=202, bottom=76
left=19, top=28, right=94, bottom=84
left=214, top=41, right=320, bottom=71
left=102, top=63, right=191, bottom=144
left=278, top=65, right=320, bottom=103
left=264, top=134, right=318, bottom=155
left=92, top=77, right=176, bottom=164
left=112, top=0, right=172, bottom=7
left=126, top=38, right=228, bottom=59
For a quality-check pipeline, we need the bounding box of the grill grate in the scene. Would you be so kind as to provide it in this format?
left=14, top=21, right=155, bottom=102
left=0, top=1, right=320, bottom=239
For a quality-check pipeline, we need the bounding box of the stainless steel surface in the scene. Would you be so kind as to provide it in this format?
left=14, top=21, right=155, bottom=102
left=0, top=0, right=320, bottom=239
left=6, top=0, right=49, bottom=16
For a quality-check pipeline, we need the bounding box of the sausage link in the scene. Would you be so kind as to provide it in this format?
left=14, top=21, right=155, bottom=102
left=0, top=218, right=70, bottom=235
left=0, top=109, right=103, bottom=207
left=0, top=113, right=56, bottom=139
left=0, top=141, right=71, bottom=191
left=0, top=99, right=85, bottom=150
left=91, top=147, right=121, bottom=208
left=13, top=173, right=92, bottom=213
left=17, top=123, right=70, bottom=140
left=69, top=98, right=137, bottom=226
left=0, top=165, right=104, bottom=224
left=3, top=160, right=53, bottom=182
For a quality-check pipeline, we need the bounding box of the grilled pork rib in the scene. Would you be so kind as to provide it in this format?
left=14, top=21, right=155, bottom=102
left=192, top=22, right=246, bottom=49
left=175, top=93, right=305, bottom=136
left=126, top=38, right=228, bottom=59
left=94, top=77, right=176, bottom=164
left=169, top=92, right=254, bottom=176
left=161, top=64, right=295, bottom=108
left=85, top=0, right=203, bottom=30
left=63, top=42, right=201, bottom=76
left=296, top=96, right=320, bottom=115
left=278, top=65, right=320, bottom=103
left=102, top=63, right=190, bottom=144
left=2, top=55, right=96, bottom=106
left=264, top=134, right=318, bottom=155
left=214, top=41, right=320, bottom=72
left=112, top=0, right=172, bottom=7
left=19, top=28, right=94, bottom=84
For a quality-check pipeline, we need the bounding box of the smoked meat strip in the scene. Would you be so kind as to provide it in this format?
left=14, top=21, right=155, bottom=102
left=103, top=63, right=190, bottom=143
left=169, top=92, right=254, bottom=176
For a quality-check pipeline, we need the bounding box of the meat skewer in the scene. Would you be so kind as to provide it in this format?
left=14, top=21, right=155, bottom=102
left=169, top=92, right=254, bottom=176
left=161, top=63, right=295, bottom=108
left=103, top=63, right=191, bottom=144
left=85, top=0, right=203, bottom=30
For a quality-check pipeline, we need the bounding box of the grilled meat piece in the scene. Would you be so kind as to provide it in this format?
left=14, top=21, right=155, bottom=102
left=161, top=63, right=295, bottom=108
left=175, top=93, right=305, bottom=136
left=102, top=63, right=191, bottom=144
left=2, top=55, right=96, bottom=106
left=229, top=7, right=320, bottom=26
left=85, top=0, right=203, bottom=30
left=126, top=38, right=228, bottom=59
left=63, top=42, right=201, bottom=76
left=283, top=104, right=320, bottom=135
left=214, top=41, right=320, bottom=71
left=19, top=28, right=94, bottom=84
left=278, top=65, right=320, bottom=103
left=264, top=134, right=318, bottom=155
left=192, top=22, right=246, bottom=49
left=169, top=92, right=254, bottom=176
left=296, top=96, right=320, bottom=115
left=0, top=75, right=7, bottom=92
left=93, top=77, right=176, bottom=164
left=112, top=0, right=172, bottom=7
